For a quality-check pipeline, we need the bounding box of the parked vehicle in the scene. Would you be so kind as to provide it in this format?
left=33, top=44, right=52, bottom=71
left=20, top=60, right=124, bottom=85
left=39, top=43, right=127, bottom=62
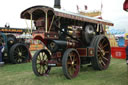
left=0, top=32, right=31, bottom=64
left=21, top=0, right=113, bottom=79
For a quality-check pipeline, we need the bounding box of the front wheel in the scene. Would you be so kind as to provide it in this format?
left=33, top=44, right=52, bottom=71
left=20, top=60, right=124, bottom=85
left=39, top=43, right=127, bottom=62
left=32, top=49, right=51, bottom=76
left=62, top=48, right=80, bottom=79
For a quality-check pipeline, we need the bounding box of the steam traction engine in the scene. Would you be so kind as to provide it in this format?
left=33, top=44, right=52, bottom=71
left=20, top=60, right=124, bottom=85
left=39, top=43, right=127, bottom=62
left=21, top=5, right=113, bottom=79
left=0, top=30, right=30, bottom=64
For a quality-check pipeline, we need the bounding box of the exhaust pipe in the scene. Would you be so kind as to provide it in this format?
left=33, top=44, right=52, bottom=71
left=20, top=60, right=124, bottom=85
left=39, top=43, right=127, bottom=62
left=54, top=0, right=61, bottom=9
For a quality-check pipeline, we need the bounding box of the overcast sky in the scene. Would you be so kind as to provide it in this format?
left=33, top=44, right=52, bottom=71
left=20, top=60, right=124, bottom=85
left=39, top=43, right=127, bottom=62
left=0, top=0, right=127, bottom=32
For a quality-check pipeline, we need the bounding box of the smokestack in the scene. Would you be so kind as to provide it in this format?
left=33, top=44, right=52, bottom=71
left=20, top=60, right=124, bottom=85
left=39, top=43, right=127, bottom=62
left=54, top=0, right=61, bottom=9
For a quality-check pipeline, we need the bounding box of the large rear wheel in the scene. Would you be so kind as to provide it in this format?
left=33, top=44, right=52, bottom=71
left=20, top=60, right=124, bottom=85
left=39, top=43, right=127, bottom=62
left=62, top=48, right=80, bottom=79
left=91, top=35, right=111, bottom=70
left=32, top=49, right=51, bottom=76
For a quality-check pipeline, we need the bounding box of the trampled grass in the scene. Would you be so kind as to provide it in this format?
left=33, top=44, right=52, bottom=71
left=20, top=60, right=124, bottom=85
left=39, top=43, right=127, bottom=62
left=0, top=58, right=128, bottom=85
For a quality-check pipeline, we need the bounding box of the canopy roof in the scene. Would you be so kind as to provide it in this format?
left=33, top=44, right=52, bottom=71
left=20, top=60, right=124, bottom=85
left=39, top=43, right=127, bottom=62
left=21, top=5, right=114, bottom=26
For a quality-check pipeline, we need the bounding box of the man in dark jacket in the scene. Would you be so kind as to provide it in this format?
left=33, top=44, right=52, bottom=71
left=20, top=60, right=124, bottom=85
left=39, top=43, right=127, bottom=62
left=0, top=41, right=4, bottom=66
left=125, top=45, right=128, bottom=64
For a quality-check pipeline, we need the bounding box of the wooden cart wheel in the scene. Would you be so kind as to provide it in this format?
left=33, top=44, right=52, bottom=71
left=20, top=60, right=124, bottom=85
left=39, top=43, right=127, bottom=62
left=32, top=49, right=51, bottom=76
left=62, top=48, right=80, bottom=79
left=9, top=43, right=29, bottom=64
left=91, top=35, right=111, bottom=70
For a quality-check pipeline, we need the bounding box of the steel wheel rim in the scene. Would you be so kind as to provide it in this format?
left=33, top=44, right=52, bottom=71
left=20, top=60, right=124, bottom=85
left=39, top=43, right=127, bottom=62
left=13, top=45, right=28, bottom=63
left=36, top=50, right=50, bottom=76
left=67, top=51, right=80, bottom=78
left=97, top=37, right=111, bottom=69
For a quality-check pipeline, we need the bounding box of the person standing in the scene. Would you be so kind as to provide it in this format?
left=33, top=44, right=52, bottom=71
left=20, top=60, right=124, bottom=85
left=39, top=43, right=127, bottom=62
left=125, top=44, right=128, bottom=64
left=0, top=41, right=4, bottom=66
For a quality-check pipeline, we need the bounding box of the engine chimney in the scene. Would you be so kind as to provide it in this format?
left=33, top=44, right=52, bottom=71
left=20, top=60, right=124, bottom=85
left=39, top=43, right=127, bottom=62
left=54, top=0, right=61, bottom=9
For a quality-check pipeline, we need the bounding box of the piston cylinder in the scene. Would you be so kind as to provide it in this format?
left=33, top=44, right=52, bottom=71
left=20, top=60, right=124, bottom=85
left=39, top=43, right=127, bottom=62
left=47, top=40, right=78, bottom=52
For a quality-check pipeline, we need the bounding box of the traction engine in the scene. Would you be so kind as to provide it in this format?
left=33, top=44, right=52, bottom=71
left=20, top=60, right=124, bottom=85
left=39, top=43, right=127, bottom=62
left=21, top=0, right=113, bottom=79
left=0, top=32, right=30, bottom=64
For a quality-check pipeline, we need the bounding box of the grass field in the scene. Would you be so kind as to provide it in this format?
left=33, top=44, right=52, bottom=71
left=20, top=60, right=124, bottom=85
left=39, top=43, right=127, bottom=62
left=0, top=57, right=128, bottom=85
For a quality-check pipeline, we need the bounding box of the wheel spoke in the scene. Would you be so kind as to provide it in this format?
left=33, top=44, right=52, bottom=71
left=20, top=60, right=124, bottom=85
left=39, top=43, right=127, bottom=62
left=67, top=61, right=72, bottom=65
left=41, top=52, right=44, bottom=60
left=45, top=65, right=48, bottom=71
left=20, top=47, right=26, bottom=52
left=39, top=65, right=42, bottom=74
left=44, top=54, right=47, bottom=60
left=69, top=52, right=75, bottom=61
left=97, top=48, right=103, bottom=56
left=98, top=46, right=102, bottom=52
left=98, top=54, right=101, bottom=57
left=20, top=49, right=26, bottom=53
left=72, top=66, right=76, bottom=74
left=37, top=66, right=40, bottom=73
left=100, top=60, right=106, bottom=66
left=72, top=54, right=77, bottom=62
left=104, top=51, right=110, bottom=54
left=21, top=56, right=25, bottom=58
left=69, top=55, right=73, bottom=62
left=73, top=62, right=77, bottom=66
left=14, top=55, right=19, bottom=59
left=43, top=65, right=47, bottom=73
left=37, top=64, right=40, bottom=69
left=38, top=53, right=41, bottom=60
left=17, top=58, right=22, bottom=63
left=42, top=52, right=45, bottom=60
left=99, top=60, right=103, bottom=66
left=14, top=51, right=19, bottom=54
left=37, top=56, right=41, bottom=61
left=68, top=66, right=73, bottom=76
left=73, top=58, right=77, bottom=62
left=36, top=60, right=40, bottom=64
left=39, top=54, right=42, bottom=60
left=21, top=50, right=27, bottom=54
left=41, top=65, right=44, bottom=74
left=17, top=48, right=21, bottom=52
left=101, top=39, right=106, bottom=45
left=102, top=43, right=108, bottom=49
left=38, top=67, right=41, bottom=74
left=102, top=56, right=109, bottom=61
left=71, top=52, right=76, bottom=57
